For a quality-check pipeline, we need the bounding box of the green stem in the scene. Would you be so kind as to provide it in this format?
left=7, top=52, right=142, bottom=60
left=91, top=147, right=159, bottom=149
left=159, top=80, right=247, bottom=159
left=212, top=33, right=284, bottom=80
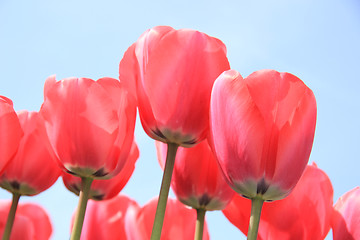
left=2, top=193, right=21, bottom=240
left=247, top=197, right=264, bottom=240
left=150, top=142, right=179, bottom=240
left=70, top=177, right=93, bottom=240
left=194, top=208, right=206, bottom=240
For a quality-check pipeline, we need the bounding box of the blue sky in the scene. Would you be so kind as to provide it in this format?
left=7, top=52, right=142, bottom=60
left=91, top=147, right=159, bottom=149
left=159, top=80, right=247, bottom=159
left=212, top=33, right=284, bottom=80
left=1, top=0, right=359, bottom=239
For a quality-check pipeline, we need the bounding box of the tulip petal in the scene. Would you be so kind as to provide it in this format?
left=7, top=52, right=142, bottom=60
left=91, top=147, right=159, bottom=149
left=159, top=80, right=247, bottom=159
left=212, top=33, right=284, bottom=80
left=210, top=70, right=266, bottom=195
left=332, top=187, right=360, bottom=240
left=0, top=96, right=23, bottom=173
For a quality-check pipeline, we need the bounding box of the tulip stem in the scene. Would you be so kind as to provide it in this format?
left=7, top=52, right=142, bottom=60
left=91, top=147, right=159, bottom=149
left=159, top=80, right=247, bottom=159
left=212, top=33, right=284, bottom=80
left=247, top=197, right=264, bottom=240
left=194, top=208, right=206, bottom=240
left=70, top=177, right=93, bottom=240
left=151, top=142, right=179, bottom=240
left=2, top=193, right=21, bottom=240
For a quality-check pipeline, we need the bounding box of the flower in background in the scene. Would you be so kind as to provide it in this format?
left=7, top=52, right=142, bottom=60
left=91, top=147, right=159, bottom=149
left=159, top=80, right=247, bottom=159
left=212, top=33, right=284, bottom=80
left=0, top=200, right=53, bottom=240
left=73, top=194, right=139, bottom=240
left=125, top=197, right=210, bottom=240
left=156, top=139, right=234, bottom=211
left=222, top=163, right=333, bottom=239
left=332, top=187, right=360, bottom=240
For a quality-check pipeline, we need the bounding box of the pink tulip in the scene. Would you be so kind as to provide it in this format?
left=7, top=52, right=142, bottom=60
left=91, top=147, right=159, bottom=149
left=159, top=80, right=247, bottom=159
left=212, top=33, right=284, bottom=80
left=0, top=96, right=23, bottom=174
left=0, top=111, right=61, bottom=196
left=210, top=69, right=317, bottom=200
left=74, top=195, right=139, bottom=240
left=125, top=197, right=210, bottom=240
left=223, top=163, right=333, bottom=239
left=40, top=75, right=136, bottom=179
left=332, top=187, right=360, bottom=240
left=63, top=142, right=139, bottom=200
left=119, top=26, right=230, bottom=147
left=0, top=200, right=52, bottom=240
left=156, top=139, right=234, bottom=210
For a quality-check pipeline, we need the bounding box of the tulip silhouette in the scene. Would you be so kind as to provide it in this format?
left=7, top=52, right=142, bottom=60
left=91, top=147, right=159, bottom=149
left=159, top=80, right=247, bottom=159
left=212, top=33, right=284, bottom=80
left=0, top=96, right=22, bottom=174
left=120, top=25, right=229, bottom=239
left=223, top=163, right=333, bottom=240
left=210, top=69, right=317, bottom=239
left=332, top=187, right=360, bottom=240
left=63, top=142, right=139, bottom=201
left=0, top=111, right=60, bottom=240
left=125, top=197, right=210, bottom=240
left=40, top=75, right=136, bottom=240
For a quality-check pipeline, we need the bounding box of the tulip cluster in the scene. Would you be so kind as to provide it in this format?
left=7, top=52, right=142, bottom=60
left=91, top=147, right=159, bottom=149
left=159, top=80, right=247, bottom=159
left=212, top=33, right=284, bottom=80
left=0, top=25, right=358, bottom=240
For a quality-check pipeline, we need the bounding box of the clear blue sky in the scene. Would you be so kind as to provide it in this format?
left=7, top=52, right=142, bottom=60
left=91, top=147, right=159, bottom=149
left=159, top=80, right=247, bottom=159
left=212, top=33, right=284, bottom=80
left=1, top=0, right=359, bottom=239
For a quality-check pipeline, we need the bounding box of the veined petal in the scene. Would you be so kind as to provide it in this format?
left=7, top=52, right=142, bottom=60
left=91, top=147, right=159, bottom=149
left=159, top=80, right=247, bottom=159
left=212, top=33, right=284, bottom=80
left=210, top=70, right=266, bottom=195
left=272, top=88, right=317, bottom=192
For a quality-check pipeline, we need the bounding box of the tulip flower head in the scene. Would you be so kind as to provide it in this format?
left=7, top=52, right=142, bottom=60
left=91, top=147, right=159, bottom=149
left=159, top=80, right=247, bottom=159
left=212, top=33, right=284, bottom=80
left=40, top=75, right=136, bottom=179
left=0, top=111, right=61, bottom=196
left=119, top=25, right=230, bottom=147
left=40, top=75, right=137, bottom=239
left=210, top=69, right=317, bottom=201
